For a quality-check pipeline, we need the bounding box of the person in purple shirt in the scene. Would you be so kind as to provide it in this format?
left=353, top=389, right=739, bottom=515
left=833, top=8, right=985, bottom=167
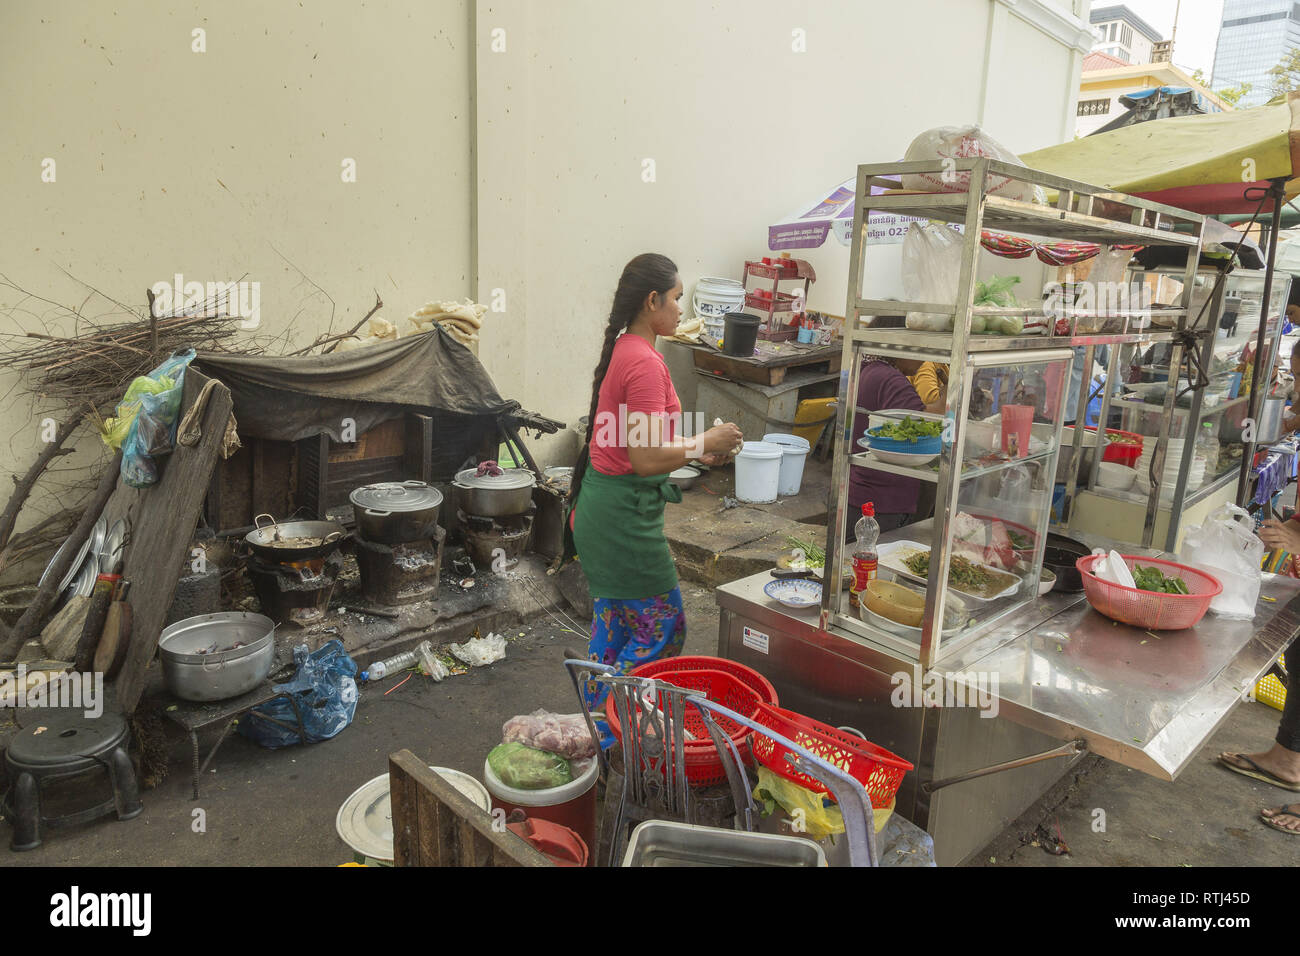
left=849, top=353, right=926, bottom=536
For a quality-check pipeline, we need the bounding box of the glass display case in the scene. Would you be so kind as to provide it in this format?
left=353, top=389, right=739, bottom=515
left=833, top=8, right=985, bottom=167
left=823, top=157, right=1206, bottom=669
left=834, top=351, right=1072, bottom=666
left=1056, top=267, right=1292, bottom=551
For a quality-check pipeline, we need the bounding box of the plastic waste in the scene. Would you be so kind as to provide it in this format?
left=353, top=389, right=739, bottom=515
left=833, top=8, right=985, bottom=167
left=450, top=632, right=507, bottom=666
left=362, top=640, right=447, bottom=682
left=238, top=640, right=358, bottom=749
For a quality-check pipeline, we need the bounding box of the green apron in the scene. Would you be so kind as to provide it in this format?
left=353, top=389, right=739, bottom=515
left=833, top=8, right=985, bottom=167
left=572, top=468, right=682, bottom=600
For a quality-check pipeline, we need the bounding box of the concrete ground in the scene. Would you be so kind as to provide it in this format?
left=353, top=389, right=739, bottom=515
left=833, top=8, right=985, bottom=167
left=1, top=453, right=1295, bottom=866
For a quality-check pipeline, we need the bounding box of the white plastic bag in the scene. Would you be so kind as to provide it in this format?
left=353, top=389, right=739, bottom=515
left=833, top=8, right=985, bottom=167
left=450, top=632, right=508, bottom=666
left=901, top=222, right=964, bottom=331
left=901, top=125, right=1041, bottom=203
left=1178, top=504, right=1263, bottom=620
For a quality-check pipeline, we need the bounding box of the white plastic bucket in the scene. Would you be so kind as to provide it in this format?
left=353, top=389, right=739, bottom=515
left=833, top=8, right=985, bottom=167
left=762, top=432, right=811, bottom=496
left=693, top=277, right=745, bottom=322
left=735, top=441, right=783, bottom=503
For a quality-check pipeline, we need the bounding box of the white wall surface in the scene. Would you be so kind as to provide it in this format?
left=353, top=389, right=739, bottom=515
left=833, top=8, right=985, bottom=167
left=0, top=0, right=474, bottom=529
left=474, top=0, right=1092, bottom=465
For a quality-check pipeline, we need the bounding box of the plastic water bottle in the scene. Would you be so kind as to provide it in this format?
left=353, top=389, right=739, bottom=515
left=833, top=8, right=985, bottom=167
left=362, top=640, right=435, bottom=682
left=849, top=502, right=880, bottom=610
left=1196, top=422, right=1219, bottom=485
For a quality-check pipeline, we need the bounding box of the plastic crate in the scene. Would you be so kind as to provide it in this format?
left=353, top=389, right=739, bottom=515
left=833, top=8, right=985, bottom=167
left=1256, top=655, right=1287, bottom=711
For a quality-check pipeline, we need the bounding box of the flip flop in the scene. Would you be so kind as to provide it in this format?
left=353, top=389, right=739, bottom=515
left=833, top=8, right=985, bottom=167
left=1219, top=753, right=1300, bottom=791
left=1260, top=806, right=1300, bottom=835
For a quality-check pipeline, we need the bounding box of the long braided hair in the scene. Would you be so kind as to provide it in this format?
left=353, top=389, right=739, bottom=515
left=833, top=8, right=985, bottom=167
left=568, top=253, right=679, bottom=511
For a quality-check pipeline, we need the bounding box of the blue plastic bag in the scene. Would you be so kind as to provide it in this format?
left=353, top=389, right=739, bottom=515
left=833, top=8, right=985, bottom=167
left=238, top=640, right=359, bottom=749
left=121, top=348, right=195, bottom=488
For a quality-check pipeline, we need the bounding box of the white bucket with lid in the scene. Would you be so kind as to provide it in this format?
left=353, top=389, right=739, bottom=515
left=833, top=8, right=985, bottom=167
left=735, top=441, right=784, bottom=503
left=693, top=277, right=746, bottom=322
left=762, top=432, right=811, bottom=496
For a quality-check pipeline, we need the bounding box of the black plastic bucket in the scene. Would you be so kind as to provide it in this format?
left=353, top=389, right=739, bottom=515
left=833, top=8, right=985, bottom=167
left=722, top=312, right=760, bottom=356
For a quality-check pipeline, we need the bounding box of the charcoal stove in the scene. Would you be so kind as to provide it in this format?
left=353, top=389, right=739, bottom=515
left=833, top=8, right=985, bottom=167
left=458, top=507, right=534, bottom=571
left=353, top=525, right=445, bottom=606
left=246, top=550, right=344, bottom=626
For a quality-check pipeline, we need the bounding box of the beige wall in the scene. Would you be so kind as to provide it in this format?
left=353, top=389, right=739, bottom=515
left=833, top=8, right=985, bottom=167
left=474, top=0, right=1092, bottom=467
left=0, top=0, right=474, bottom=529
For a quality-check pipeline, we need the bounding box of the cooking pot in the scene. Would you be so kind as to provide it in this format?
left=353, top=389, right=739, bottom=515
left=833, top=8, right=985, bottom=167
left=452, top=467, right=537, bottom=517
left=244, top=514, right=347, bottom=563
left=350, top=481, right=443, bottom=544
left=1043, top=532, right=1090, bottom=593
left=158, top=611, right=276, bottom=702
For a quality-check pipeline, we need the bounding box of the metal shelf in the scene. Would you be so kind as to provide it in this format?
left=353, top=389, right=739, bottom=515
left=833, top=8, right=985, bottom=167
left=851, top=327, right=1178, bottom=352
left=862, top=191, right=1199, bottom=247
left=851, top=446, right=1056, bottom=483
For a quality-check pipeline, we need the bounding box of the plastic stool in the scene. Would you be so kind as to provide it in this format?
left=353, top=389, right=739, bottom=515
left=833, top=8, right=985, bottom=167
left=2, top=708, right=142, bottom=851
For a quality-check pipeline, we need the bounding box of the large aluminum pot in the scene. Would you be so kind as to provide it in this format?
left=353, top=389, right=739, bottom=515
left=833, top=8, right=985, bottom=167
left=452, top=467, right=536, bottom=517
left=158, top=612, right=276, bottom=702
left=349, top=480, right=443, bottom=544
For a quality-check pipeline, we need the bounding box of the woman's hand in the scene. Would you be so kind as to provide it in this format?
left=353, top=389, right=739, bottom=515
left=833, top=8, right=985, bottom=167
left=1259, top=518, right=1300, bottom=553
left=701, top=422, right=743, bottom=456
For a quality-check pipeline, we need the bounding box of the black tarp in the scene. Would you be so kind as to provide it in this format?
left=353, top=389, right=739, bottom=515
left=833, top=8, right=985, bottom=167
left=194, top=327, right=519, bottom=444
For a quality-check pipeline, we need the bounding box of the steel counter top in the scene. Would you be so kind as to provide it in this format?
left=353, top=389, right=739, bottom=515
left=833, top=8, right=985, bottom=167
left=717, top=567, right=1299, bottom=781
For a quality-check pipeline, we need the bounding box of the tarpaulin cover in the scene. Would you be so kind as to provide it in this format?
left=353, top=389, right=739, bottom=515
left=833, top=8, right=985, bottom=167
left=1022, top=92, right=1300, bottom=215
left=194, top=328, right=519, bottom=443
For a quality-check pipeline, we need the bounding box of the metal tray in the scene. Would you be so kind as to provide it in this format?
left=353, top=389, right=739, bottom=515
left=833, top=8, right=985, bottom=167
left=877, top=540, right=1021, bottom=603
left=622, top=821, right=826, bottom=867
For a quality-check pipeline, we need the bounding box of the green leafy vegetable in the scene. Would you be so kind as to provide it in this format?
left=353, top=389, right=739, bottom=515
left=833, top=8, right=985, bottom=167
left=870, top=416, right=942, bottom=442
left=1131, top=564, right=1189, bottom=595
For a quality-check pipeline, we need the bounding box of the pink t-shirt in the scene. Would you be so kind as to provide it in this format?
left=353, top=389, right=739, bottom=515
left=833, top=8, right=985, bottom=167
left=589, top=333, right=681, bottom=476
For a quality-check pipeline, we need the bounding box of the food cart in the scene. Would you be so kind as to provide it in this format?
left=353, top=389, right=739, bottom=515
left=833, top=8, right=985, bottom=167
left=715, top=158, right=1300, bottom=865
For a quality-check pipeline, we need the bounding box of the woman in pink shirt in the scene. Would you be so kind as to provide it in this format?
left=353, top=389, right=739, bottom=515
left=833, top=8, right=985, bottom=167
left=567, top=253, right=742, bottom=745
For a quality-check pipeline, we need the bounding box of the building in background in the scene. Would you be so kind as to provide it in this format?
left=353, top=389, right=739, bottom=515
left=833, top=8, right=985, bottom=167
left=1089, top=4, right=1162, bottom=64
left=1076, top=53, right=1232, bottom=136
left=1212, top=0, right=1300, bottom=108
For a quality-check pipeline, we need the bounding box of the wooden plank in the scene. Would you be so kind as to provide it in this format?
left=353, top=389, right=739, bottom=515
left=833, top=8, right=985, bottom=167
left=387, top=750, right=551, bottom=867
left=403, top=414, right=434, bottom=483
left=110, top=369, right=234, bottom=716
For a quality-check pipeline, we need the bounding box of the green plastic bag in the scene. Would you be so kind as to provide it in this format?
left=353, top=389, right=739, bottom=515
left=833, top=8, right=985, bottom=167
left=488, top=742, right=573, bottom=790
left=752, top=766, right=845, bottom=841
left=974, top=275, right=1024, bottom=336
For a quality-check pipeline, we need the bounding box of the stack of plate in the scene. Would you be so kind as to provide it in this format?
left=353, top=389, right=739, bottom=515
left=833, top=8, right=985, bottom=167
left=1133, top=439, right=1205, bottom=500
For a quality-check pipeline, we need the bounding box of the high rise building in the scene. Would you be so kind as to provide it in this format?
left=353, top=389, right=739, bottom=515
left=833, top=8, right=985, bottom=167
left=1089, top=4, right=1162, bottom=64
left=1212, top=0, right=1300, bottom=107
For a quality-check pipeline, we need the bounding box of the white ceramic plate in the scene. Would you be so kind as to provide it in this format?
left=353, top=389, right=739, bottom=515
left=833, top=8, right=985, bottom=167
left=855, top=439, right=939, bottom=467
left=763, top=577, right=823, bottom=609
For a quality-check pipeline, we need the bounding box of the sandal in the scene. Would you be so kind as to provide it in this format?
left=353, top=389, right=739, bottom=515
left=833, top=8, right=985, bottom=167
left=1261, top=805, right=1300, bottom=835
left=1219, top=753, right=1300, bottom=791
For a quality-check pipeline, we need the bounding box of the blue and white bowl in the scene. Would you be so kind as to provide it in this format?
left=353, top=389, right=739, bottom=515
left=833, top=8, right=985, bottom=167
left=763, top=577, right=823, bottom=609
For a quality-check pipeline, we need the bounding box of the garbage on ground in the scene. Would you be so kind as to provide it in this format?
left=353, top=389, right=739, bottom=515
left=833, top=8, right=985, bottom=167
left=362, top=640, right=447, bottom=682
left=451, top=632, right=507, bottom=666
left=502, top=709, right=595, bottom=759
left=753, top=765, right=845, bottom=841
left=487, top=741, right=573, bottom=790
left=239, top=640, right=358, bottom=749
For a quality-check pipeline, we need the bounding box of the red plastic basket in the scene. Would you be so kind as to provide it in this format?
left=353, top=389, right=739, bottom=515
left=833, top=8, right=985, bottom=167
left=750, top=702, right=913, bottom=807
left=1077, top=554, right=1221, bottom=630
left=605, top=669, right=765, bottom=787
left=629, top=655, right=779, bottom=706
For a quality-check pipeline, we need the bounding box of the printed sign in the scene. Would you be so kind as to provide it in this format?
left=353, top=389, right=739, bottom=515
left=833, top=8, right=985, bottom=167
left=741, top=626, right=770, bottom=655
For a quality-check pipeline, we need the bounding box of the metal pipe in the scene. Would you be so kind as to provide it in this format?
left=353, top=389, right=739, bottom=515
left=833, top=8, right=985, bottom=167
left=921, top=738, right=1086, bottom=794
left=1238, top=179, right=1288, bottom=505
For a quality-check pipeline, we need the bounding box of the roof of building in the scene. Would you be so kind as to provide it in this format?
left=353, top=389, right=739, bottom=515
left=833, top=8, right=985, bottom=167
left=1089, top=4, right=1163, bottom=43
left=1083, top=50, right=1130, bottom=71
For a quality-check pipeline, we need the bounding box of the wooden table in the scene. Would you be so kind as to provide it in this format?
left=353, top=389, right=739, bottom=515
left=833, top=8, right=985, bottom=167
left=688, top=339, right=842, bottom=387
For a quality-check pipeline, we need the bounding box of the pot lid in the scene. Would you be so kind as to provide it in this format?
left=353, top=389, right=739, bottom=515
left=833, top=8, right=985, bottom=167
left=336, top=768, right=491, bottom=862
left=454, top=467, right=536, bottom=491
left=350, top=480, right=444, bottom=512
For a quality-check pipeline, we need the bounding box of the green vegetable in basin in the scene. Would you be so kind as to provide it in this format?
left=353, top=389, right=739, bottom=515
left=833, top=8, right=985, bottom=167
left=870, top=416, right=943, bottom=442
left=1130, top=564, right=1190, bottom=595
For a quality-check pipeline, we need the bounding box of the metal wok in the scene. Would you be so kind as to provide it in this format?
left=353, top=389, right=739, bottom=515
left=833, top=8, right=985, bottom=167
left=243, top=513, right=347, bottom=563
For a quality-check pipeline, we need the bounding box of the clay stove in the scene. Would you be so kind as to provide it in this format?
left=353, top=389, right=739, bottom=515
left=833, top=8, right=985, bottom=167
left=246, top=550, right=344, bottom=626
